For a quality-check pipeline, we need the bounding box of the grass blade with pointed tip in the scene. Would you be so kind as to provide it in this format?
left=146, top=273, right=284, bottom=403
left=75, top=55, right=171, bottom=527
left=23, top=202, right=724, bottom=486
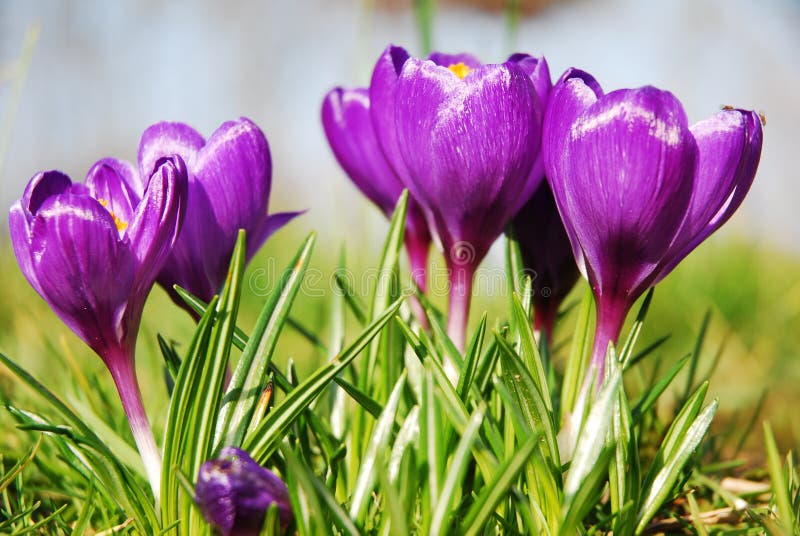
left=243, top=297, right=403, bottom=464
left=462, top=433, right=540, bottom=536
left=349, top=373, right=405, bottom=521
left=635, top=400, right=718, bottom=534
left=215, top=232, right=316, bottom=449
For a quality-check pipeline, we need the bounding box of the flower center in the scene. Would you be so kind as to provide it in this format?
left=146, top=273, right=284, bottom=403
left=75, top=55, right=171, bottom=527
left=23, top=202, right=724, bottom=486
left=97, top=198, right=129, bottom=232
left=447, top=62, right=473, bottom=79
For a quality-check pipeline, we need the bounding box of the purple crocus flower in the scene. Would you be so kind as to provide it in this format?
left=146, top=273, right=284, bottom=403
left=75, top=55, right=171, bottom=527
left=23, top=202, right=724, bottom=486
left=138, top=117, right=301, bottom=309
left=512, top=182, right=580, bottom=342
left=196, top=447, right=292, bottom=535
left=9, top=155, right=188, bottom=497
left=543, top=69, right=763, bottom=379
left=321, top=87, right=432, bottom=294
left=370, top=44, right=550, bottom=349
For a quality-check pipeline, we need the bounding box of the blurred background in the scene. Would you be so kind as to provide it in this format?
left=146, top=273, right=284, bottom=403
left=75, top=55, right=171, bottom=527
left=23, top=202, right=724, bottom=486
left=0, top=0, right=798, bottom=452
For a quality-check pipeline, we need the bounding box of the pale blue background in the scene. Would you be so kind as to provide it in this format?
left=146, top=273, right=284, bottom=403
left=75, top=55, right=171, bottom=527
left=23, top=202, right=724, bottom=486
left=1, top=0, right=798, bottom=256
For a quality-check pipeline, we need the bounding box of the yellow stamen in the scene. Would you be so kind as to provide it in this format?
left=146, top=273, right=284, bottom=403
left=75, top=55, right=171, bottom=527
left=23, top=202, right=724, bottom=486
left=447, top=62, right=473, bottom=79
left=97, top=198, right=129, bottom=232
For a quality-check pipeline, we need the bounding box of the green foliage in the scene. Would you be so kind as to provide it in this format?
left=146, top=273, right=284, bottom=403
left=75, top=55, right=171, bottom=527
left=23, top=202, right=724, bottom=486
left=0, top=199, right=797, bottom=533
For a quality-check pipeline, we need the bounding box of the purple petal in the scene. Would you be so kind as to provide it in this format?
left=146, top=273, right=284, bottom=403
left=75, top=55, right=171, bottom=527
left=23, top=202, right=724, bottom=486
left=507, top=54, right=553, bottom=212
left=157, top=179, right=224, bottom=304
left=248, top=210, right=304, bottom=261
left=20, top=170, right=73, bottom=216
left=196, top=447, right=292, bottom=535
left=427, top=51, right=482, bottom=68
left=655, top=109, right=763, bottom=280
left=547, top=85, right=696, bottom=300
left=85, top=158, right=141, bottom=231
left=543, top=70, right=604, bottom=279
left=507, top=53, right=552, bottom=105
left=369, top=44, right=412, bottom=188
left=9, top=171, right=74, bottom=295
left=193, top=117, right=272, bottom=251
left=321, top=87, right=405, bottom=216
left=394, top=59, right=541, bottom=261
left=29, top=194, right=135, bottom=357
left=138, top=121, right=205, bottom=181
left=128, top=155, right=188, bottom=297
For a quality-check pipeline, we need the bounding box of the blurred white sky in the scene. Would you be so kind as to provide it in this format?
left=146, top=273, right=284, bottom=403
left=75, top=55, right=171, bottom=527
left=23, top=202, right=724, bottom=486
left=1, top=0, right=798, bottom=260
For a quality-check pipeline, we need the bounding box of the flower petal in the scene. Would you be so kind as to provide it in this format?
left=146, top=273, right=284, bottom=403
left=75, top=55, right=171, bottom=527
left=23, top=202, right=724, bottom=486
left=394, top=59, right=540, bottom=258
left=549, top=85, right=696, bottom=299
left=10, top=171, right=74, bottom=295
left=193, top=117, right=272, bottom=250
left=543, top=70, right=604, bottom=278
left=427, top=51, right=482, bottom=68
left=138, top=121, right=205, bottom=181
left=128, top=155, right=188, bottom=297
left=321, top=87, right=405, bottom=216
left=248, top=210, right=304, bottom=261
left=508, top=53, right=553, bottom=212
left=369, top=44, right=412, bottom=187
left=655, top=108, right=763, bottom=280
left=30, top=194, right=134, bottom=356
left=85, top=158, right=140, bottom=230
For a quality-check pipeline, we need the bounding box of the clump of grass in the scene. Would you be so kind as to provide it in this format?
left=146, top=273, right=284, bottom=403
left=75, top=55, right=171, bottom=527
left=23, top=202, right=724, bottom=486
left=0, top=195, right=797, bottom=534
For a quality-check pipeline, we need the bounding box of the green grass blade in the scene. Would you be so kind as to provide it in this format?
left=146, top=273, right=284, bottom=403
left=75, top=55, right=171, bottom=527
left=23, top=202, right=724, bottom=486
left=462, top=433, right=540, bottom=536
left=562, top=362, right=621, bottom=515
left=635, top=400, right=717, bottom=534
left=244, top=298, right=403, bottom=463
left=160, top=294, right=217, bottom=525
left=495, top=333, right=559, bottom=463
left=216, top=233, right=316, bottom=448
left=560, top=285, right=594, bottom=416
left=457, top=312, right=487, bottom=401
left=618, top=288, right=654, bottom=369
left=429, top=403, right=486, bottom=535
left=349, top=374, right=405, bottom=521
left=763, top=422, right=796, bottom=534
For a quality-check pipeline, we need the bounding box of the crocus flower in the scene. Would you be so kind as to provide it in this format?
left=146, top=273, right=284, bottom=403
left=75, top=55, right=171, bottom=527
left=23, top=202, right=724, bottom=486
left=512, top=182, right=580, bottom=342
left=196, top=447, right=292, bottom=535
left=9, top=155, right=188, bottom=498
left=370, top=44, right=550, bottom=349
left=543, top=69, right=762, bottom=379
left=139, top=117, right=301, bottom=309
left=321, top=87, right=432, bottom=293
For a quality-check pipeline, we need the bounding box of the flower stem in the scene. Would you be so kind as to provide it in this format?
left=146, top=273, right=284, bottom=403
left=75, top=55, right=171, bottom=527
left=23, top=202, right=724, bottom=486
left=107, top=352, right=162, bottom=503
left=446, top=262, right=475, bottom=353
left=588, top=295, right=629, bottom=384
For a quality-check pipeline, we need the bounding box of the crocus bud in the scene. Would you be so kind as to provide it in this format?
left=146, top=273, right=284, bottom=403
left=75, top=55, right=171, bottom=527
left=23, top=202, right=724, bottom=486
left=543, top=69, right=762, bottom=379
left=8, top=155, right=189, bottom=498
left=512, top=182, right=580, bottom=342
left=370, top=44, right=549, bottom=350
left=196, top=447, right=292, bottom=535
left=321, top=87, right=432, bottom=292
left=138, top=118, right=302, bottom=309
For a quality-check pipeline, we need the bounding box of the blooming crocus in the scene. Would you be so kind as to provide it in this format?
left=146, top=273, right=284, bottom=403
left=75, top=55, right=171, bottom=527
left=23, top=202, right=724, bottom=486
left=321, top=87, right=432, bottom=294
left=139, top=117, right=301, bottom=309
left=543, top=69, right=762, bottom=379
left=196, top=447, right=292, bottom=535
left=512, top=182, right=580, bottom=342
left=370, top=44, right=550, bottom=350
left=9, top=155, right=188, bottom=498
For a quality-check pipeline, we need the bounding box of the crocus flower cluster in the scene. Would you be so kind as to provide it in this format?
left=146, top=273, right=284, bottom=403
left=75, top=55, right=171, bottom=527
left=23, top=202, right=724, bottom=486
left=141, top=118, right=300, bottom=308
left=544, top=69, right=762, bottom=378
left=9, top=156, right=188, bottom=497
left=325, top=46, right=762, bottom=382
left=196, top=447, right=292, bottom=536
left=324, top=45, right=552, bottom=350
left=9, top=117, right=300, bottom=500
